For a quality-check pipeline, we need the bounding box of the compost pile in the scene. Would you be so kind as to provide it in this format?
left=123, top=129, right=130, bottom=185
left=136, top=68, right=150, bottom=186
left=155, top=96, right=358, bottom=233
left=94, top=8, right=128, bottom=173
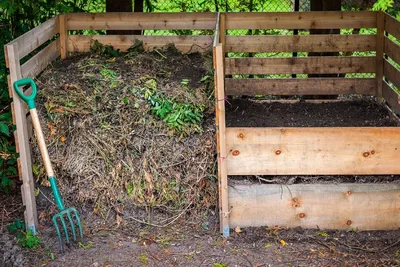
left=34, top=43, right=217, bottom=225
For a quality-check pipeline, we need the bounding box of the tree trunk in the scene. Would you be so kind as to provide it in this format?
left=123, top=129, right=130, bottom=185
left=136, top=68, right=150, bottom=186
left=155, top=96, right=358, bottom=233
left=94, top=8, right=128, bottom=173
left=106, top=0, right=135, bottom=35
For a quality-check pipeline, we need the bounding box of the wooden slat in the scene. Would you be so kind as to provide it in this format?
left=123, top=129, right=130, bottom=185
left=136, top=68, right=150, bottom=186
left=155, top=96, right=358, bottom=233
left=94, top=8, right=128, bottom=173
left=59, top=15, right=68, bottom=59
left=225, top=11, right=377, bottom=30
left=219, top=13, right=226, bottom=49
left=384, top=59, right=400, bottom=90
left=226, top=35, right=376, bottom=53
left=68, top=35, right=213, bottom=53
left=384, top=37, right=400, bottom=65
left=229, top=183, right=400, bottom=230
left=383, top=81, right=400, bottom=113
left=6, top=16, right=59, bottom=59
left=225, top=56, right=376, bottom=75
left=7, top=75, right=13, bottom=98
left=213, top=12, right=220, bottom=47
left=6, top=43, right=38, bottom=233
left=225, top=78, right=375, bottom=95
left=385, top=13, right=400, bottom=41
left=215, top=44, right=230, bottom=237
left=66, top=12, right=217, bottom=30
left=20, top=38, right=60, bottom=79
left=226, top=127, right=400, bottom=175
left=376, top=11, right=385, bottom=98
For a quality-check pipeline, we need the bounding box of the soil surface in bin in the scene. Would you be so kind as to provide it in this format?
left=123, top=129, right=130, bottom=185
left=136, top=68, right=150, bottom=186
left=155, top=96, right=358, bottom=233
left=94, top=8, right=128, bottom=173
left=226, top=98, right=399, bottom=127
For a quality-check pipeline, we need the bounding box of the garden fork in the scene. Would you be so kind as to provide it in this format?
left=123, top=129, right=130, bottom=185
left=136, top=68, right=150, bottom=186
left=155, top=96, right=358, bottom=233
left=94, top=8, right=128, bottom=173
left=14, top=78, right=84, bottom=253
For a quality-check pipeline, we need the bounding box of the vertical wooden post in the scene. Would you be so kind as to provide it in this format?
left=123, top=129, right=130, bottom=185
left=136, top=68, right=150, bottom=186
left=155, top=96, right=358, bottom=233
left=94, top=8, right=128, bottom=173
left=6, top=43, right=39, bottom=234
left=59, top=14, right=68, bottom=59
left=376, top=11, right=385, bottom=98
left=215, top=44, right=229, bottom=237
left=219, top=13, right=226, bottom=51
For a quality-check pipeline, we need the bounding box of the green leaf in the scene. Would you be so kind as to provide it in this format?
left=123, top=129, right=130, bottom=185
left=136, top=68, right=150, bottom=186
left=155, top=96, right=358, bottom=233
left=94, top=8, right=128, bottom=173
left=0, top=123, right=10, bottom=136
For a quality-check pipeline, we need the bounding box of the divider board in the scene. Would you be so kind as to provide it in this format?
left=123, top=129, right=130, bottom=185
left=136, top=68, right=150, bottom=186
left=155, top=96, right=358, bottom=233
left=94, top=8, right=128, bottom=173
left=66, top=12, right=217, bottom=30
left=225, top=127, right=400, bottom=175
left=225, top=56, right=376, bottom=75
left=68, top=35, right=214, bottom=53
left=384, top=37, right=400, bottom=65
left=225, top=78, right=375, bottom=95
left=6, top=16, right=59, bottom=60
left=229, top=183, right=400, bottom=229
left=225, top=11, right=376, bottom=30
left=385, top=13, right=400, bottom=41
left=20, top=38, right=61, bottom=78
left=384, top=59, right=400, bottom=90
left=383, top=81, right=400, bottom=114
left=225, top=35, right=376, bottom=53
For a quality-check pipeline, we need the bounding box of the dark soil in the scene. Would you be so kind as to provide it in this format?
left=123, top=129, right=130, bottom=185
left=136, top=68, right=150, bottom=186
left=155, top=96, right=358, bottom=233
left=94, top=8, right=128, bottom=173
left=226, top=98, right=399, bottom=127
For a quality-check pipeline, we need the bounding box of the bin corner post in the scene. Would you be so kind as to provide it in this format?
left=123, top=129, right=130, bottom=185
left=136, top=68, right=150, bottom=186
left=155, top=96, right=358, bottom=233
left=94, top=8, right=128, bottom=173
left=6, top=43, right=39, bottom=234
left=59, top=14, right=68, bottom=59
left=376, top=11, right=385, bottom=99
left=214, top=44, right=230, bottom=237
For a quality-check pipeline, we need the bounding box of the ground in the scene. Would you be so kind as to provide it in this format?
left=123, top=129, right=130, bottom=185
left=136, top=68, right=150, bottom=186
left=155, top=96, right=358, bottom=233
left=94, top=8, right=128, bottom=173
left=2, top=45, right=400, bottom=266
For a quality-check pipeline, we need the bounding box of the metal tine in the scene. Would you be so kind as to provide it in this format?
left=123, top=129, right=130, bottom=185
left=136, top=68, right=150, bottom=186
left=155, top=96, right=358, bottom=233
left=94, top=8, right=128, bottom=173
left=59, top=216, right=70, bottom=246
left=66, top=212, right=77, bottom=242
left=53, top=216, right=64, bottom=253
left=72, top=208, right=84, bottom=242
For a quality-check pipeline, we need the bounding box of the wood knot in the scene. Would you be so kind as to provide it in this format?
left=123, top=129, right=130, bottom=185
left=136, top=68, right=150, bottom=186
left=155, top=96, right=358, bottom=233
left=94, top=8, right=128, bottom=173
left=346, top=191, right=352, bottom=196
left=275, top=150, right=281, bottom=155
left=371, top=150, right=375, bottom=155
left=363, top=152, right=370, bottom=157
left=299, top=213, right=306, bottom=219
left=346, top=220, right=352, bottom=226
left=232, top=150, right=240, bottom=156
left=238, top=133, right=244, bottom=139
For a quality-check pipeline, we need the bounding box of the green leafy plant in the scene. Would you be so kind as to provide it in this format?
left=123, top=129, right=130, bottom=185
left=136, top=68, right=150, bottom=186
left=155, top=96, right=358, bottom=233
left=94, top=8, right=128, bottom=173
left=7, top=219, right=40, bottom=249
left=90, top=40, right=121, bottom=57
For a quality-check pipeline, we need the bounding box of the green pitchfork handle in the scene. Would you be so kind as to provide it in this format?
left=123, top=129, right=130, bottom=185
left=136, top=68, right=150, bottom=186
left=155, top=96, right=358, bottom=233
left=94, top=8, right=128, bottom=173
left=14, top=78, right=65, bottom=211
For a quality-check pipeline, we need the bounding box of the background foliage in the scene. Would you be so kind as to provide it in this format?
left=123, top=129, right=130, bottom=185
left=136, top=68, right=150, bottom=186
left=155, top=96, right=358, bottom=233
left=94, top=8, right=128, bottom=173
left=0, top=0, right=399, bottom=193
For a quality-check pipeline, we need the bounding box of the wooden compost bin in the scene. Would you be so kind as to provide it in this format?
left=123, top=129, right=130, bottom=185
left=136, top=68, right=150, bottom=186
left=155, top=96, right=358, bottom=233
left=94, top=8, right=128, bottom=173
left=213, top=12, right=400, bottom=236
left=3, top=11, right=400, bottom=236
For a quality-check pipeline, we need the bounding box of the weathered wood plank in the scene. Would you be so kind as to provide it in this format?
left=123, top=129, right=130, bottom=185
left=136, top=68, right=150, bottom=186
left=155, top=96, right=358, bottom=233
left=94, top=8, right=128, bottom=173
left=226, top=35, right=376, bottom=53
left=20, top=38, right=60, bottom=79
left=66, top=12, right=217, bottom=30
left=6, top=16, right=59, bottom=59
left=385, top=13, right=400, bottom=41
left=229, top=183, right=400, bottom=230
left=384, top=37, right=400, bottom=65
left=225, top=127, right=400, bottom=175
left=225, top=78, right=375, bottom=95
left=383, top=81, right=400, bottom=114
left=59, top=14, right=68, bottom=59
left=68, top=35, right=213, bottom=53
left=384, top=59, right=400, bottom=90
left=376, top=11, right=385, bottom=98
left=225, top=56, right=376, bottom=75
left=6, top=43, right=38, bottom=233
left=215, top=44, right=230, bottom=237
left=225, top=11, right=377, bottom=30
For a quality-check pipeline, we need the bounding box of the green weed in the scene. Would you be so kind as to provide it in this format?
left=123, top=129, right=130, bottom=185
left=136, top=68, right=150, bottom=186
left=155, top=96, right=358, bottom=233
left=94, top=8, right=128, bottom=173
left=7, top=220, right=40, bottom=249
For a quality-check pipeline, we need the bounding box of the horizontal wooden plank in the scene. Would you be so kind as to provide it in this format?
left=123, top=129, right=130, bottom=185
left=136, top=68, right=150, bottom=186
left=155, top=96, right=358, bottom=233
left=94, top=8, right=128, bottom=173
left=384, top=59, right=400, bottom=90
left=67, top=12, right=217, bottom=30
left=383, top=81, right=400, bottom=114
left=226, top=127, right=400, bottom=175
left=225, top=78, right=375, bottom=95
left=225, top=11, right=376, bottom=30
left=6, top=16, right=59, bottom=60
left=21, top=38, right=60, bottom=79
left=385, top=13, right=400, bottom=41
left=229, top=183, right=400, bottom=230
left=225, top=56, right=376, bottom=75
left=68, top=35, right=213, bottom=53
left=226, top=35, right=376, bottom=53
left=384, top=37, right=400, bottom=65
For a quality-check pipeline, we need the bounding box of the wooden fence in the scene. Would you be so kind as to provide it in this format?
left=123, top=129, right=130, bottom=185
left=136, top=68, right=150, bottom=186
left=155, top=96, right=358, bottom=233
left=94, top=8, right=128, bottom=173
left=4, top=11, right=400, bottom=236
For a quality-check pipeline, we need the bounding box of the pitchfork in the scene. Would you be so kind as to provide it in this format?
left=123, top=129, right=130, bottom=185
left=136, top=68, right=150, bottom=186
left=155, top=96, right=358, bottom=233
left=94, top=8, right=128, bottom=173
left=14, top=78, right=84, bottom=253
